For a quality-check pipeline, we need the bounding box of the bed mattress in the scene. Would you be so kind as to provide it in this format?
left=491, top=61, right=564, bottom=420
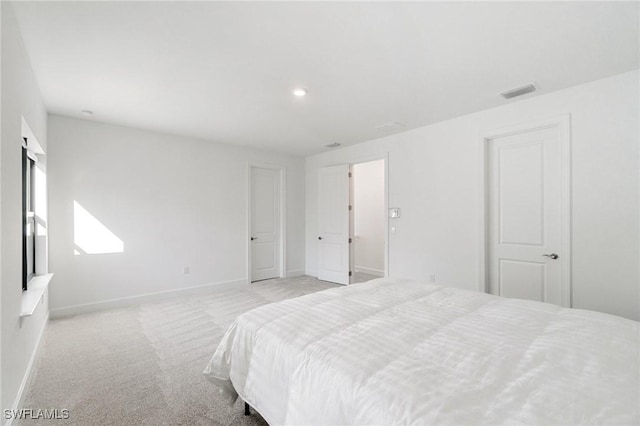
left=204, top=278, right=639, bottom=425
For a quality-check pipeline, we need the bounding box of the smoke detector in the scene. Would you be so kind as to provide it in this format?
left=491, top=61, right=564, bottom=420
left=325, top=142, right=341, bottom=148
left=375, top=121, right=406, bottom=131
left=499, top=83, right=537, bottom=99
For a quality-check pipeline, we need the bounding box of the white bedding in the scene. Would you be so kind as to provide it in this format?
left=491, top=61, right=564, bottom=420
left=204, top=278, right=639, bottom=425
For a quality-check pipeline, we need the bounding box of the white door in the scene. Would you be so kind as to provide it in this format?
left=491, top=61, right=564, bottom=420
left=317, top=164, right=350, bottom=285
left=251, top=167, right=280, bottom=282
left=487, top=125, right=565, bottom=305
left=348, top=164, right=355, bottom=284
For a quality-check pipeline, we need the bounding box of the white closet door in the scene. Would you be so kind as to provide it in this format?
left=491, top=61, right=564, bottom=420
left=487, top=126, right=563, bottom=305
left=251, top=167, right=280, bottom=282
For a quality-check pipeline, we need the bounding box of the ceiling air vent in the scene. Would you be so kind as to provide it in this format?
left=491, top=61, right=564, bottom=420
left=500, top=83, right=537, bottom=99
left=325, top=142, right=341, bottom=148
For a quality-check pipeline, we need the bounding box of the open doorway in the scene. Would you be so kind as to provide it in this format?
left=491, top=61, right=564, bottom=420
left=350, top=159, right=385, bottom=284
left=317, top=158, right=387, bottom=285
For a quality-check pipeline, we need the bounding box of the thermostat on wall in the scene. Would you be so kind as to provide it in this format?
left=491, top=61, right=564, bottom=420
left=389, top=208, right=401, bottom=218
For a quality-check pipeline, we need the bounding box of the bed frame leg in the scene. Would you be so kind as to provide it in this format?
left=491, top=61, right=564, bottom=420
left=244, top=402, right=250, bottom=416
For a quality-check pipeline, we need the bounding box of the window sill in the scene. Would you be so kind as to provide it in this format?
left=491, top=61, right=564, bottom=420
left=21, top=273, right=54, bottom=317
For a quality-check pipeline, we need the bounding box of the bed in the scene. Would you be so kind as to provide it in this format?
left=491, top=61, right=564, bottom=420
left=203, top=278, right=639, bottom=425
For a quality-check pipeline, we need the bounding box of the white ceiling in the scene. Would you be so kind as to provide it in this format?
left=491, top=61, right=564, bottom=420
left=12, top=1, right=639, bottom=156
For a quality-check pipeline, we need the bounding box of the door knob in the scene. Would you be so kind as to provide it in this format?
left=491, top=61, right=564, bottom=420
left=542, top=253, right=559, bottom=259
left=251, top=237, right=257, bottom=241
left=318, top=236, right=323, bottom=240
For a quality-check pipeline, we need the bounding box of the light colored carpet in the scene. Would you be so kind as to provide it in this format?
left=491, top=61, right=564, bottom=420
left=19, top=276, right=340, bottom=425
left=351, top=272, right=380, bottom=284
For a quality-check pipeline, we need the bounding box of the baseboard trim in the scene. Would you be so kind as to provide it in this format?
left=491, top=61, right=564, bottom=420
left=354, top=266, right=385, bottom=277
left=286, top=269, right=305, bottom=278
left=50, top=278, right=248, bottom=318
left=7, top=315, right=49, bottom=426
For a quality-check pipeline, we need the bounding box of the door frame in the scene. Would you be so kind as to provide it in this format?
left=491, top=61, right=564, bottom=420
left=247, top=162, right=286, bottom=283
left=478, top=115, right=572, bottom=307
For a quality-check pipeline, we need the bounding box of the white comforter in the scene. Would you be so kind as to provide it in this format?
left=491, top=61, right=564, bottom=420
left=204, top=278, right=639, bottom=425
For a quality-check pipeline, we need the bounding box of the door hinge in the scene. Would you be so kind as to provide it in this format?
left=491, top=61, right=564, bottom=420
left=349, top=238, right=352, bottom=243
left=348, top=205, right=352, bottom=211
left=349, top=271, right=353, bottom=277
left=348, top=172, right=352, bottom=178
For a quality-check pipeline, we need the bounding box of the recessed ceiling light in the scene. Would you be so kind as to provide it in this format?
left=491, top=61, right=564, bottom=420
left=81, top=110, right=93, bottom=116
left=293, top=88, right=308, bottom=97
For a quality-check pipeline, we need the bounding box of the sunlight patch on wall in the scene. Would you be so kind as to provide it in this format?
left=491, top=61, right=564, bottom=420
left=74, top=201, right=124, bottom=255
left=35, top=166, right=47, bottom=221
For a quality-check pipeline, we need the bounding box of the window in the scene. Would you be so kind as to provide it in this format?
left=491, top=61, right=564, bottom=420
left=22, top=139, right=36, bottom=290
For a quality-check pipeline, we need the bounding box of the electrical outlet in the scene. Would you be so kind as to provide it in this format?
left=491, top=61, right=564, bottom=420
left=429, top=274, right=436, bottom=283
left=184, top=266, right=190, bottom=275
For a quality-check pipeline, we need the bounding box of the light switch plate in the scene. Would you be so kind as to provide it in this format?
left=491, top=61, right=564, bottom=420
left=389, top=208, right=401, bottom=218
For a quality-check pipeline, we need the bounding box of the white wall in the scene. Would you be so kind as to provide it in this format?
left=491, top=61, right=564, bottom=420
left=47, top=115, right=306, bottom=315
left=1, top=2, right=50, bottom=419
left=1, top=0, right=4, bottom=411
left=306, top=70, right=639, bottom=321
left=353, top=160, right=385, bottom=276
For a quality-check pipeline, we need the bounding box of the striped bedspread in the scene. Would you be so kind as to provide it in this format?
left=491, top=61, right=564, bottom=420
left=204, top=278, right=639, bottom=425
